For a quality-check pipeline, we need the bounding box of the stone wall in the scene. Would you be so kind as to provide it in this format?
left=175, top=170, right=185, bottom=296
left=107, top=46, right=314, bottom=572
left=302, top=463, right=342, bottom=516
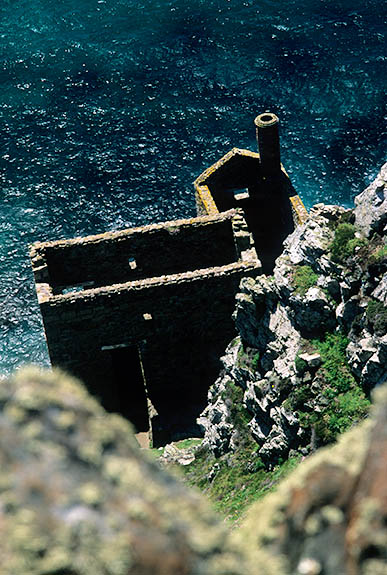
left=32, top=210, right=260, bottom=444
left=194, top=147, right=308, bottom=273
left=30, top=211, right=239, bottom=293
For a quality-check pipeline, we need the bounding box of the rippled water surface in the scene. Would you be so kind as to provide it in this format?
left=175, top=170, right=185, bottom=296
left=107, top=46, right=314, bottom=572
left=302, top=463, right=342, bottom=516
left=0, top=0, right=386, bottom=372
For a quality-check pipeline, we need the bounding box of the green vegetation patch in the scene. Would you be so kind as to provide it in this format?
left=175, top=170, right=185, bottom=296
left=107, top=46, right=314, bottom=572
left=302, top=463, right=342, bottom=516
left=290, top=332, right=370, bottom=446
left=330, top=223, right=369, bottom=263
left=180, top=442, right=301, bottom=523
left=294, top=353, right=308, bottom=373
left=370, top=243, right=387, bottom=264
left=237, top=342, right=260, bottom=373
left=326, top=209, right=354, bottom=231
left=149, top=439, right=202, bottom=459
left=292, top=265, right=318, bottom=296
left=313, top=332, right=355, bottom=393
left=174, top=438, right=203, bottom=450
left=221, top=380, right=251, bottom=433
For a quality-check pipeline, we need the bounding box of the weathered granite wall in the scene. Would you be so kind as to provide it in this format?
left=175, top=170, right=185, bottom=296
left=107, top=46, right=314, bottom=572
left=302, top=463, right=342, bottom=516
left=31, top=212, right=239, bottom=293
left=194, top=147, right=308, bottom=273
left=32, top=210, right=260, bottom=444
left=41, top=263, right=258, bottom=437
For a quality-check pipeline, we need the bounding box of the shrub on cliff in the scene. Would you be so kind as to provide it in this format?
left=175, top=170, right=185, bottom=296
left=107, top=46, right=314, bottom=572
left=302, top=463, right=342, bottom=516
left=366, top=299, right=387, bottom=336
left=330, top=222, right=368, bottom=263
left=290, top=333, right=370, bottom=447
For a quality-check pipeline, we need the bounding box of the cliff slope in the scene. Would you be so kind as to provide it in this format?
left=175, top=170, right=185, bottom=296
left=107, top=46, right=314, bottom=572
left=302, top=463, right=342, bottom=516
left=199, top=163, right=386, bottom=466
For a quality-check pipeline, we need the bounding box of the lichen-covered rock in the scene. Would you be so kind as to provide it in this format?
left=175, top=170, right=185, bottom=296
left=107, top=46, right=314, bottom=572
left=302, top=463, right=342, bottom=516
left=236, top=384, right=387, bottom=575
left=354, top=162, right=387, bottom=237
left=234, top=275, right=279, bottom=350
left=0, top=367, right=246, bottom=575
left=290, top=286, right=336, bottom=336
left=347, top=332, right=387, bottom=391
left=158, top=442, right=198, bottom=466
left=371, top=272, right=387, bottom=305
left=197, top=379, right=235, bottom=457
left=251, top=403, right=299, bottom=465
left=198, top=339, right=255, bottom=457
left=278, top=203, right=345, bottom=269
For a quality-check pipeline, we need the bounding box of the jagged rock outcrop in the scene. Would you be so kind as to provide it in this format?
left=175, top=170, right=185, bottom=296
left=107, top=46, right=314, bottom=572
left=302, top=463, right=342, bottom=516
left=199, top=164, right=386, bottom=465
left=236, top=384, right=387, bottom=575
left=0, top=367, right=246, bottom=575
left=354, top=162, right=387, bottom=237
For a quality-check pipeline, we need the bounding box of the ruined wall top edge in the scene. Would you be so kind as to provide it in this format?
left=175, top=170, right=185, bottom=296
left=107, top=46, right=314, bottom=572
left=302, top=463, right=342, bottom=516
left=194, top=147, right=291, bottom=187
left=37, top=259, right=260, bottom=306
left=29, top=208, right=241, bottom=255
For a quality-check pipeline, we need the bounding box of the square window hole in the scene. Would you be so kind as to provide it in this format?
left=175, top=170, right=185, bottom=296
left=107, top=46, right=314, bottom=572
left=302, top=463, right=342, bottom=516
left=233, top=189, right=249, bottom=202
left=128, top=257, right=137, bottom=270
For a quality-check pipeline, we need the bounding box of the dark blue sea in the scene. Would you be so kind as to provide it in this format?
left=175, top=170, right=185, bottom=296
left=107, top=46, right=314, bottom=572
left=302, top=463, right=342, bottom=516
left=0, top=0, right=386, bottom=374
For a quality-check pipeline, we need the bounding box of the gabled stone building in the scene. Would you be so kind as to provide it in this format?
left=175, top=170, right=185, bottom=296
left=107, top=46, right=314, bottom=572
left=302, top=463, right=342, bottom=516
left=30, top=112, right=307, bottom=445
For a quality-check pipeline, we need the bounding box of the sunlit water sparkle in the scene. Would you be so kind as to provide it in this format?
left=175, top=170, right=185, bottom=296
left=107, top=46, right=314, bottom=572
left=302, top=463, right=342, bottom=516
left=0, top=0, right=385, bottom=373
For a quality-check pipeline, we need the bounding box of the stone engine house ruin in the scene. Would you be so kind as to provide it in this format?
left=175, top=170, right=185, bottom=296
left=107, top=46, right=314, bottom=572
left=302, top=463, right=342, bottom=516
left=30, top=113, right=307, bottom=446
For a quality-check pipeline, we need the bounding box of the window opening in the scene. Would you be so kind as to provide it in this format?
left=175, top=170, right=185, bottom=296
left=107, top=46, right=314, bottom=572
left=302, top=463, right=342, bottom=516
left=61, top=281, right=95, bottom=295
left=233, top=188, right=249, bottom=202
left=128, top=257, right=137, bottom=270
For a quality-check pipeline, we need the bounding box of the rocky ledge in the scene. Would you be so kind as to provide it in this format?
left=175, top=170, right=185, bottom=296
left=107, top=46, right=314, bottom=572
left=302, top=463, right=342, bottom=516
left=199, top=163, right=386, bottom=466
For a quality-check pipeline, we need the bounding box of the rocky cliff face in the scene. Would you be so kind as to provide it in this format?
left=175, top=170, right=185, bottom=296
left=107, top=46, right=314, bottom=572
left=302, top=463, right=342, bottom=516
left=199, top=163, right=386, bottom=467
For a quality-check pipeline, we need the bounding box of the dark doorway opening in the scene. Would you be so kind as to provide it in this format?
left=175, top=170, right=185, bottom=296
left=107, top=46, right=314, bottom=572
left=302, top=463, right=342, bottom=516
left=109, top=345, right=149, bottom=433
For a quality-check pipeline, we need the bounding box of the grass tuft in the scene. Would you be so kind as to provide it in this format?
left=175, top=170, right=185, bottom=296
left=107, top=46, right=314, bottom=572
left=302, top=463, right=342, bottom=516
left=292, top=265, right=318, bottom=296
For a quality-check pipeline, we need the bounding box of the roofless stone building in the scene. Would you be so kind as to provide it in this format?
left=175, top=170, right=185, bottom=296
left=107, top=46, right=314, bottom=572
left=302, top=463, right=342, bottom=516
left=30, top=113, right=307, bottom=446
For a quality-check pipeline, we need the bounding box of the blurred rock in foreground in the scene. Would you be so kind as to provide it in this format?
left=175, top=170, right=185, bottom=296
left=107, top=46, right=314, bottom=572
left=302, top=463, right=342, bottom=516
left=236, top=384, right=387, bottom=575
left=0, top=367, right=245, bottom=575
left=1, top=367, right=387, bottom=574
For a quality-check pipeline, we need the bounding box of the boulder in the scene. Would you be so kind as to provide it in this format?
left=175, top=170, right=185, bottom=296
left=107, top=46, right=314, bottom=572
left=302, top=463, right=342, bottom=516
left=159, top=443, right=197, bottom=466
left=354, top=162, right=387, bottom=237
left=233, top=276, right=278, bottom=350
left=291, top=287, right=336, bottom=337
left=298, top=353, right=322, bottom=369
left=371, top=272, right=387, bottom=305
left=0, top=367, right=245, bottom=575
left=336, top=296, right=360, bottom=330
left=278, top=204, right=342, bottom=269
left=347, top=333, right=387, bottom=390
